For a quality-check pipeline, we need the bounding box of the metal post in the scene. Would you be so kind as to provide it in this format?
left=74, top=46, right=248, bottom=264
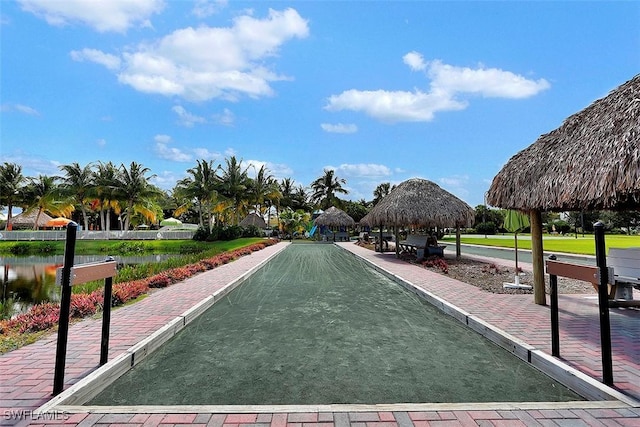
left=100, top=256, right=115, bottom=365
left=548, top=255, right=560, bottom=357
left=53, top=222, right=77, bottom=395
left=594, top=221, right=614, bottom=386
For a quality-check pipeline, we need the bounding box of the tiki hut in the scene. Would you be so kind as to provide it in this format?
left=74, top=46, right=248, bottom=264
left=487, top=73, right=640, bottom=304
left=361, top=178, right=474, bottom=257
left=10, top=211, right=53, bottom=230
left=313, top=206, right=355, bottom=228
left=314, top=206, right=355, bottom=241
left=239, top=213, right=267, bottom=229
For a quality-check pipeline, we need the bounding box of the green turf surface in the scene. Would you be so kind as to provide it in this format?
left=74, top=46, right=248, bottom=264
left=442, top=234, right=640, bottom=255
left=88, top=243, right=583, bottom=405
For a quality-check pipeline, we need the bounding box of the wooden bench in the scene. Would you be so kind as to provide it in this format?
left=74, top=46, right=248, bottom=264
left=608, top=248, right=640, bottom=301
left=335, top=231, right=349, bottom=242
left=374, top=233, right=394, bottom=251
left=398, top=234, right=428, bottom=254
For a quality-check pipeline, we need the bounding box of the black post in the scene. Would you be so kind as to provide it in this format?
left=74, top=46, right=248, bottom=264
left=53, top=222, right=77, bottom=395
left=594, top=221, right=614, bottom=386
left=100, top=256, right=115, bottom=366
left=548, top=255, right=560, bottom=357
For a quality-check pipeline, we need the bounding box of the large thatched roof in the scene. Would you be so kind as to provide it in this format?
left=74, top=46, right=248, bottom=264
left=361, top=178, right=474, bottom=228
left=313, top=206, right=355, bottom=227
left=10, top=210, right=53, bottom=228
left=487, top=74, right=640, bottom=211
left=239, top=213, right=267, bottom=228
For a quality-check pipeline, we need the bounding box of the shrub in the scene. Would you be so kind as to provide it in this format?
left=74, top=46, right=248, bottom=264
left=112, top=280, right=149, bottom=305
left=242, top=225, right=262, bottom=238
left=422, top=256, right=449, bottom=274
left=192, top=226, right=210, bottom=241
left=9, top=242, right=31, bottom=255
left=475, top=221, right=497, bottom=235
left=70, top=293, right=101, bottom=317
left=219, top=225, right=243, bottom=241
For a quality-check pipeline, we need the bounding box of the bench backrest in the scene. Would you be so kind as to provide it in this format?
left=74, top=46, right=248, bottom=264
left=608, top=247, right=640, bottom=282
left=405, top=234, right=428, bottom=246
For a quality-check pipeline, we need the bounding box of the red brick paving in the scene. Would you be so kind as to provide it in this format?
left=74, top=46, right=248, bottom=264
left=1, top=241, right=639, bottom=426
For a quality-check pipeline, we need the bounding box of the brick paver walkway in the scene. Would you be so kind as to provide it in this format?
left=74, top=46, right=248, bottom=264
left=1, top=241, right=639, bottom=426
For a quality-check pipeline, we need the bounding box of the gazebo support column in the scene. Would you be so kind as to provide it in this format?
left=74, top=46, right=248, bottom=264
left=455, top=226, right=461, bottom=259
left=530, top=209, right=546, bottom=305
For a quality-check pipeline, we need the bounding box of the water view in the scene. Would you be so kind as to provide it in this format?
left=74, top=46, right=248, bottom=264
left=0, top=254, right=171, bottom=318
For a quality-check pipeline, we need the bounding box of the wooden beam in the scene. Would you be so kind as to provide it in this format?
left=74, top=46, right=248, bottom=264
left=530, top=210, right=546, bottom=305
left=56, top=261, right=117, bottom=286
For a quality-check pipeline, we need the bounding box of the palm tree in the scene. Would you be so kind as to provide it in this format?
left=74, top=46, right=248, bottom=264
left=23, top=175, right=73, bottom=230
left=310, top=169, right=348, bottom=210
left=59, top=162, right=94, bottom=231
left=219, top=156, right=251, bottom=225
left=116, top=162, right=159, bottom=231
left=372, top=182, right=393, bottom=206
left=250, top=165, right=282, bottom=225
left=0, top=162, right=25, bottom=230
left=175, top=159, right=221, bottom=231
left=93, top=161, right=120, bottom=231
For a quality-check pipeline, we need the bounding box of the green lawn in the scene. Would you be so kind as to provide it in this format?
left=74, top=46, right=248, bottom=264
left=441, top=234, right=640, bottom=255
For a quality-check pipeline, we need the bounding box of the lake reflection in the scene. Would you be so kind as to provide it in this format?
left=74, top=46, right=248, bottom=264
left=1, top=254, right=171, bottom=318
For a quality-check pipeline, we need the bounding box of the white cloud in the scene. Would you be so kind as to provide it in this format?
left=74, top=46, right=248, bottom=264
left=70, top=48, right=121, bottom=70
left=438, top=174, right=470, bottom=200
left=172, top=105, right=207, bottom=127
left=192, top=0, right=227, bottom=18
left=96, top=138, right=107, bottom=147
left=153, top=134, right=192, bottom=162
left=428, top=59, right=551, bottom=99
left=151, top=170, right=183, bottom=190
left=192, top=148, right=221, bottom=160
left=18, top=0, right=164, bottom=33
left=325, top=89, right=466, bottom=123
left=320, top=123, right=358, bottom=134
left=212, top=108, right=235, bottom=126
left=403, top=51, right=426, bottom=71
left=325, top=54, right=550, bottom=123
left=1, top=103, right=40, bottom=115
left=327, top=163, right=393, bottom=178
left=80, top=8, right=309, bottom=102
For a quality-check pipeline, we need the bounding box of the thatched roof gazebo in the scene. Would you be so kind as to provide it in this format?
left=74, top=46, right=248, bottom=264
left=313, top=206, right=355, bottom=228
left=10, top=211, right=53, bottom=230
left=239, top=213, right=267, bottom=229
left=361, top=178, right=474, bottom=257
left=487, top=73, right=640, bottom=304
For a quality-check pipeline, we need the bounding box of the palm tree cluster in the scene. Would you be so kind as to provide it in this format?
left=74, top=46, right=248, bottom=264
left=1, top=158, right=397, bottom=233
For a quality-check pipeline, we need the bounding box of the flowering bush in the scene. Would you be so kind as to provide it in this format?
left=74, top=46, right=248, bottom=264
left=421, top=256, right=449, bottom=274
left=0, top=239, right=279, bottom=344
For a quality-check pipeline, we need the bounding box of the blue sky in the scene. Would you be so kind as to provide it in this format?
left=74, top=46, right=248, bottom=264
left=1, top=1, right=639, bottom=208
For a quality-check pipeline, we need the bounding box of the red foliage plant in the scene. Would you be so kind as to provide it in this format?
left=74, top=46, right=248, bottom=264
left=421, top=256, right=449, bottom=274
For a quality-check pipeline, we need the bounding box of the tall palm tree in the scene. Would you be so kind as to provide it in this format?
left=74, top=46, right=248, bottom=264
left=23, top=175, right=73, bottom=230
left=59, top=162, right=94, bottom=231
left=93, top=161, right=120, bottom=231
left=0, top=162, right=25, bottom=230
left=310, top=169, right=348, bottom=210
left=116, top=162, right=159, bottom=231
left=175, top=159, right=221, bottom=231
left=372, top=182, right=393, bottom=206
left=219, top=156, right=251, bottom=225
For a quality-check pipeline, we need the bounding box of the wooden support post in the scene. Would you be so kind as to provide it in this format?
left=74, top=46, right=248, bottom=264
left=530, top=209, right=546, bottom=305
left=53, top=222, right=77, bottom=396
left=455, top=226, right=461, bottom=259
left=594, top=222, right=614, bottom=386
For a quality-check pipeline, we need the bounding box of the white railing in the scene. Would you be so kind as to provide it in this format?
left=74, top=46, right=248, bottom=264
left=0, top=230, right=196, bottom=241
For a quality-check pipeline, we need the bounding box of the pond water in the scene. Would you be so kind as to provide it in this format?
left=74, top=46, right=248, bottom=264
left=0, top=254, right=171, bottom=318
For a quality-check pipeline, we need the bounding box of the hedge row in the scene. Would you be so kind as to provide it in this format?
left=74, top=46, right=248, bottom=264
left=0, top=240, right=278, bottom=336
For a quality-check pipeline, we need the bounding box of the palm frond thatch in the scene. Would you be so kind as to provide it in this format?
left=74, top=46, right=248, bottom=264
left=361, top=178, right=474, bottom=228
left=313, top=206, right=355, bottom=227
left=239, top=213, right=267, bottom=228
left=10, top=211, right=54, bottom=228
left=487, top=74, right=640, bottom=211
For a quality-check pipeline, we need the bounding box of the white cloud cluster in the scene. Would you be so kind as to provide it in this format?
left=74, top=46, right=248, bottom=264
left=320, top=123, right=358, bottom=134
left=246, top=159, right=293, bottom=179
left=172, top=106, right=206, bottom=128
left=19, top=0, right=164, bottom=33
left=70, top=48, right=121, bottom=70
left=326, top=52, right=550, bottom=123
left=76, top=8, right=309, bottom=102
left=192, top=0, right=227, bottom=18
left=154, top=134, right=219, bottom=163
left=328, top=163, right=392, bottom=178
